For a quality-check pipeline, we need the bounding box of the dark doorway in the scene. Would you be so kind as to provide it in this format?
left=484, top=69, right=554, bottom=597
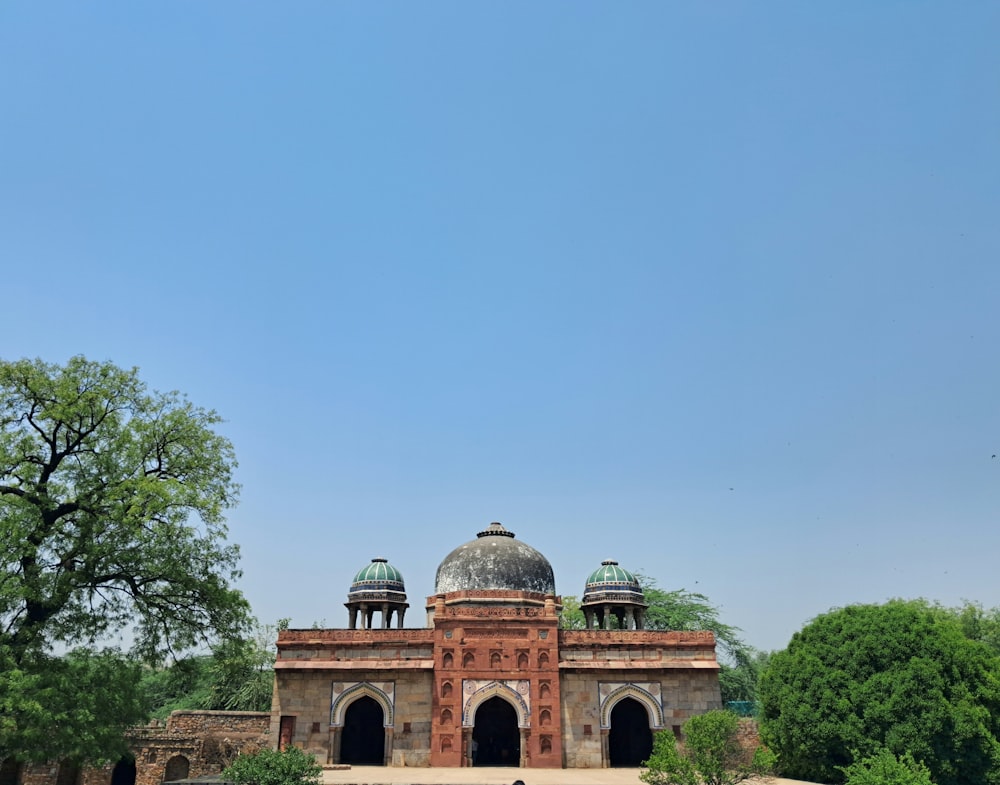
left=56, top=761, right=80, bottom=785
left=0, top=759, right=22, bottom=785
left=608, top=698, right=653, bottom=766
left=340, top=696, right=385, bottom=765
left=472, top=696, right=519, bottom=767
left=110, top=758, right=136, bottom=785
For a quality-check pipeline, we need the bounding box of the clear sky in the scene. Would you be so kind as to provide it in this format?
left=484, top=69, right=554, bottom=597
left=2, top=3, right=999, bottom=654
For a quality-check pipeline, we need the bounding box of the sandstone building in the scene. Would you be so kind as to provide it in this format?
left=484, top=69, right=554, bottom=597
left=270, top=522, right=721, bottom=769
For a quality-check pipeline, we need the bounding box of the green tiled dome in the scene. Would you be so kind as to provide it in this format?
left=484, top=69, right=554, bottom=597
left=349, top=557, right=405, bottom=596
left=582, top=559, right=644, bottom=602
left=586, top=560, right=638, bottom=586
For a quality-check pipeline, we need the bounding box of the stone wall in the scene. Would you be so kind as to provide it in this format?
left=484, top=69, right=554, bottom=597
left=5, top=711, right=269, bottom=785
left=736, top=718, right=761, bottom=753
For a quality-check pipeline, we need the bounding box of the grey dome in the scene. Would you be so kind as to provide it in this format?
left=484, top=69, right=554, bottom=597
left=434, top=522, right=556, bottom=594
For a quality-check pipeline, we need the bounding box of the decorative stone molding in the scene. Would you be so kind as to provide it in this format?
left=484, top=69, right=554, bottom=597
left=561, top=629, right=716, bottom=645
left=461, top=679, right=531, bottom=728
left=330, top=681, right=395, bottom=727
left=279, top=629, right=433, bottom=643
left=598, top=682, right=665, bottom=729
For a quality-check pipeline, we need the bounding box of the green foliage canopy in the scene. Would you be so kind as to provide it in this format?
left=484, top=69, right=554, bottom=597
left=140, top=618, right=284, bottom=718
left=759, top=599, right=1000, bottom=785
left=641, top=709, right=776, bottom=785
left=0, top=356, right=250, bottom=761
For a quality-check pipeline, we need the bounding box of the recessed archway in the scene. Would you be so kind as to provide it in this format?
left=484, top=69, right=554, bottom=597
left=608, top=697, right=653, bottom=766
left=110, top=758, right=136, bottom=785
left=163, top=756, right=189, bottom=782
left=55, top=761, right=80, bottom=785
left=472, top=696, right=519, bottom=767
left=340, top=696, right=385, bottom=765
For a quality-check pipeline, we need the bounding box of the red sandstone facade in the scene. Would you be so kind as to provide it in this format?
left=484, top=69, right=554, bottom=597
left=428, top=589, right=563, bottom=767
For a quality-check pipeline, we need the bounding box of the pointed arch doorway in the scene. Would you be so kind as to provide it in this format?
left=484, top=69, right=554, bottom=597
left=472, top=696, right=519, bottom=767
left=340, top=696, right=385, bottom=765
left=608, top=697, right=653, bottom=766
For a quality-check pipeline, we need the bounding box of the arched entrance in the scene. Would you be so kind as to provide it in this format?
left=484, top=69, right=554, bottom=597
left=163, top=756, right=189, bottom=782
left=340, top=696, right=385, bottom=765
left=608, top=697, right=653, bottom=766
left=472, top=696, right=519, bottom=767
left=109, top=758, right=136, bottom=785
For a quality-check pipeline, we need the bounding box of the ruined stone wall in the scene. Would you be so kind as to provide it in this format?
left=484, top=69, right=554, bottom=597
left=8, top=712, right=269, bottom=785
left=736, top=717, right=761, bottom=752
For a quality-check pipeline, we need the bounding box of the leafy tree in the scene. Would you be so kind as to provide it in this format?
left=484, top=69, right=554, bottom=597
left=204, top=619, right=284, bottom=712
left=0, top=356, right=249, bottom=761
left=140, top=654, right=214, bottom=720
left=641, top=709, right=777, bottom=785
left=718, top=648, right=772, bottom=707
left=141, top=618, right=285, bottom=717
left=759, top=600, right=1000, bottom=785
left=0, top=647, right=146, bottom=763
left=559, top=594, right=586, bottom=629
left=223, top=746, right=321, bottom=785
left=951, top=601, right=1000, bottom=656
left=841, top=749, right=936, bottom=785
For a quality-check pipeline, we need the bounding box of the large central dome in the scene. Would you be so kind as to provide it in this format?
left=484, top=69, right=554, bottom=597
left=434, top=522, right=556, bottom=594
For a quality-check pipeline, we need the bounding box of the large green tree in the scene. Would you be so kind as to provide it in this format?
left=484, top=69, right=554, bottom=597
left=759, top=599, right=1000, bottom=785
left=0, top=356, right=250, bottom=762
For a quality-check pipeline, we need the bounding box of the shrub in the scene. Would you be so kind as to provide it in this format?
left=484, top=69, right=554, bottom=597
left=641, top=709, right=777, bottom=785
left=223, top=747, right=321, bottom=785
left=841, top=749, right=936, bottom=785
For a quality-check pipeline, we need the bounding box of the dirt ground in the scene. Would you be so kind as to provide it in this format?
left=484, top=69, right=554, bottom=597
left=319, top=765, right=819, bottom=785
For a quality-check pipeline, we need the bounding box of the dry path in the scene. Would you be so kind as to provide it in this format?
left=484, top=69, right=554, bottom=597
left=321, top=766, right=816, bottom=785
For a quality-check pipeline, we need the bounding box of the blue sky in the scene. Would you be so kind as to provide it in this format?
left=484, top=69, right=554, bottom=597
left=2, top=3, right=999, bottom=653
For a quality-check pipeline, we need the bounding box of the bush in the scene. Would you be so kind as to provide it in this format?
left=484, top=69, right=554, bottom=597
left=842, top=749, right=935, bottom=785
left=223, top=747, right=321, bottom=785
left=641, top=709, right=777, bottom=785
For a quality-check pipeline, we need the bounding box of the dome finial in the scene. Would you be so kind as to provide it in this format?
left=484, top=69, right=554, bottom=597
left=477, top=521, right=515, bottom=538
